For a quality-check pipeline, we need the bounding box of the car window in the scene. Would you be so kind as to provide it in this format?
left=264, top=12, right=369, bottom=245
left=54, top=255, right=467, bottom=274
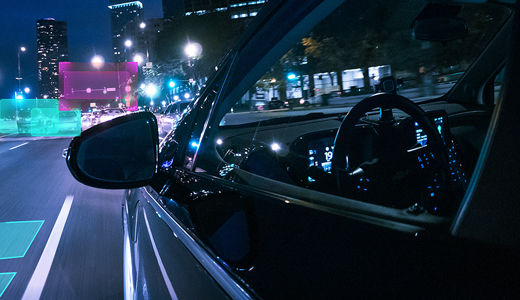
left=195, top=0, right=510, bottom=216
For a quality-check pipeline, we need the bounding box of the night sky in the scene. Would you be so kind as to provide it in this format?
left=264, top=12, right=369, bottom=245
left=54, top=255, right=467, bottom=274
left=0, top=0, right=165, bottom=98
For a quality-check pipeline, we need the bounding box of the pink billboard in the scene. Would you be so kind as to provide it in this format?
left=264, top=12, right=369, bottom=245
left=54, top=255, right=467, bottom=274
left=59, top=62, right=138, bottom=111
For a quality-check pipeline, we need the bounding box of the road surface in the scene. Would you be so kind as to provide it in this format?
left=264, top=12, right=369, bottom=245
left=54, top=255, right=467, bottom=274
left=0, top=136, right=124, bottom=299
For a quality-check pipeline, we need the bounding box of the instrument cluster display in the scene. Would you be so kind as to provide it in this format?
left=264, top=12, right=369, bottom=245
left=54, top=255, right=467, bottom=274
left=308, top=137, right=335, bottom=181
left=415, top=114, right=446, bottom=146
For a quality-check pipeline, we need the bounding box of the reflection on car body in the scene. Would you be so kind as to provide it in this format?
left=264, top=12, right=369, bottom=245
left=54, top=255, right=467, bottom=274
left=65, top=0, right=520, bottom=299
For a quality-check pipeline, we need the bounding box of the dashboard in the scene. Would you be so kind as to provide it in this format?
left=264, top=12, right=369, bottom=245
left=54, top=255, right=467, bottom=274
left=217, top=107, right=471, bottom=214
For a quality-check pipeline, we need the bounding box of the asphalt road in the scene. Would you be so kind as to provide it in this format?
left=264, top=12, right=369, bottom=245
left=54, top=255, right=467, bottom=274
left=0, top=136, right=124, bottom=299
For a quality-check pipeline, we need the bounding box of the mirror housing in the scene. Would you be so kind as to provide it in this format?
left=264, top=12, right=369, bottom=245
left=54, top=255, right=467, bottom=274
left=412, top=3, right=468, bottom=42
left=66, top=112, right=159, bottom=189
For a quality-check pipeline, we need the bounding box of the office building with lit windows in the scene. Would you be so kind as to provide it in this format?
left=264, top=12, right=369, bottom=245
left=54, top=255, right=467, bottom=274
left=37, top=18, right=69, bottom=99
left=180, top=0, right=267, bottom=19
left=108, top=1, right=144, bottom=62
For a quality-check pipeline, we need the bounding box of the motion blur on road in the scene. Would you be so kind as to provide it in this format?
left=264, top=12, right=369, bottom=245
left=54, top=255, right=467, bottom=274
left=0, top=136, right=123, bottom=299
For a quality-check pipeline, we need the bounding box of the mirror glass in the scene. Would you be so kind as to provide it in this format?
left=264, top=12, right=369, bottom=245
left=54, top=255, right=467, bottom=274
left=412, top=3, right=468, bottom=42
left=76, top=118, right=156, bottom=182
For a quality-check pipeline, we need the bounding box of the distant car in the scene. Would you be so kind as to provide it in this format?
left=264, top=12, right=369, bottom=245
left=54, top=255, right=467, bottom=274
left=59, top=110, right=81, bottom=134
left=98, top=108, right=126, bottom=123
left=267, top=98, right=287, bottom=110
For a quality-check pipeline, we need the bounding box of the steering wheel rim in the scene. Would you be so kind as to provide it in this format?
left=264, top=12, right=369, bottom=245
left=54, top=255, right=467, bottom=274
left=331, top=93, right=449, bottom=196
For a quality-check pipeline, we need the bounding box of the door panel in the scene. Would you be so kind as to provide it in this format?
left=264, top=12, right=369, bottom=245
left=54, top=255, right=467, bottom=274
left=128, top=188, right=230, bottom=300
left=159, top=169, right=520, bottom=299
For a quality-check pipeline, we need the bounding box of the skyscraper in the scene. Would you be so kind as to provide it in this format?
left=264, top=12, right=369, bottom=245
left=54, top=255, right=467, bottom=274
left=37, top=18, right=69, bottom=99
left=108, top=1, right=144, bottom=62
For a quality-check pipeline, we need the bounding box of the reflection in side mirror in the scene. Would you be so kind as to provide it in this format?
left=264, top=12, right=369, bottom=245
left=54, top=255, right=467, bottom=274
left=66, top=112, right=159, bottom=189
left=412, top=3, right=468, bottom=42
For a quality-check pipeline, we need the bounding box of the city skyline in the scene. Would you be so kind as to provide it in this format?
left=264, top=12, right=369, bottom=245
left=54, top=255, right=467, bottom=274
left=0, top=0, right=162, bottom=98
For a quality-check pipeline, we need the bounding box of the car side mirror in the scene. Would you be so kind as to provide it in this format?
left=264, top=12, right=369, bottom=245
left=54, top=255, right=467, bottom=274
left=66, top=112, right=159, bottom=189
left=411, top=3, right=468, bottom=42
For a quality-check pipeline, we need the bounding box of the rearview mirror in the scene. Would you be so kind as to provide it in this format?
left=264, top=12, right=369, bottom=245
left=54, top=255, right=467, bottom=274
left=412, top=3, right=468, bottom=42
left=66, top=112, right=159, bottom=189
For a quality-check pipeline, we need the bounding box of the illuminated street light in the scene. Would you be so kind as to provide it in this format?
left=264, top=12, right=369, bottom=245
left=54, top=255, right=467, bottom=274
left=184, top=42, right=202, bottom=58
left=91, top=55, right=105, bottom=69
left=140, top=83, right=146, bottom=89
left=168, top=80, right=176, bottom=88
left=139, top=22, right=146, bottom=29
left=184, top=93, right=191, bottom=99
left=161, top=101, right=166, bottom=107
left=17, top=46, right=27, bottom=92
left=133, top=53, right=144, bottom=65
left=287, top=73, right=297, bottom=80
left=146, top=84, right=158, bottom=98
left=24, top=87, right=30, bottom=94
left=173, top=95, right=179, bottom=101
left=124, top=39, right=133, bottom=48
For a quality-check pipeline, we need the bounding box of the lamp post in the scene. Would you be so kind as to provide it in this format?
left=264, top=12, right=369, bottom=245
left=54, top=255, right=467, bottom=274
left=17, top=46, right=26, bottom=92
left=124, top=39, right=133, bottom=62
left=184, top=42, right=202, bottom=97
left=145, top=83, right=158, bottom=111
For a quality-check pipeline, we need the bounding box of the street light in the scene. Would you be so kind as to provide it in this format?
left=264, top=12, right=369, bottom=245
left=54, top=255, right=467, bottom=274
left=168, top=80, right=176, bottom=88
left=124, top=39, right=133, bottom=48
left=91, top=55, right=105, bottom=69
left=133, top=53, right=144, bottom=66
left=139, top=22, right=146, bottom=29
left=17, top=46, right=27, bottom=92
left=146, top=83, right=158, bottom=108
left=184, top=42, right=202, bottom=59
left=24, top=87, right=31, bottom=94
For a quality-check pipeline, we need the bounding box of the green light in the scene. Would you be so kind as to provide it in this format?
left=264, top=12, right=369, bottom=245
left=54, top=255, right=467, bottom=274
left=0, top=273, right=16, bottom=298
left=0, top=220, right=44, bottom=260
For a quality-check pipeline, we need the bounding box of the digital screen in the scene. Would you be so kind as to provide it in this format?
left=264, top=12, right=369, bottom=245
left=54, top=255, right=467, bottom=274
left=308, top=137, right=335, bottom=181
left=415, top=116, right=445, bottom=146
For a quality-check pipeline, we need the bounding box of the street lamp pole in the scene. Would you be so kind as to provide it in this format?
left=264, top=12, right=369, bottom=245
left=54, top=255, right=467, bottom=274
left=17, top=46, right=26, bottom=92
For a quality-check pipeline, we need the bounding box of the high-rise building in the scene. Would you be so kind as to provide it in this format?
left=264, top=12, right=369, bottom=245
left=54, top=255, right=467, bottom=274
left=108, top=1, right=144, bottom=62
left=37, top=18, right=69, bottom=99
left=182, top=0, right=267, bottom=19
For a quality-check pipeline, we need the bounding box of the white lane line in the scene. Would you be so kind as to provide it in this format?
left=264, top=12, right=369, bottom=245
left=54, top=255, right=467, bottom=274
left=22, top=195, right=74, bottom=300
left=9, top=142, right=29, bottom=150
left=143, top=210, right=178, bottom=300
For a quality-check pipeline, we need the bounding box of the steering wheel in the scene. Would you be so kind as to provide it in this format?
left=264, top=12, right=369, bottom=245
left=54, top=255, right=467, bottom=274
left=331, top=93, right=450, bottom=206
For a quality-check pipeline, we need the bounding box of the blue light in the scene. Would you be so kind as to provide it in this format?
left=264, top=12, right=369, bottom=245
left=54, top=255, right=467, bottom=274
left=190, top=140, right=200, bottom=149
left=287, top=73, right=297, bottom=80
left=161, top=159, right=173, bottom=168
left=168, top=80, right=176, bottom=88
left=430, top=192, right=435, bottom=197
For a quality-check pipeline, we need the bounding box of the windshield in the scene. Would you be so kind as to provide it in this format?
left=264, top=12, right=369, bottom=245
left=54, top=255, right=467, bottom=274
left=220, top=0, right=510, bottom=127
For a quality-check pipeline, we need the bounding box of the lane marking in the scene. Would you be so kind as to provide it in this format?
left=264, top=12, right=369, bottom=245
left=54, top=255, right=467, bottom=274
left=0, top=220, right=45, bottom=260
left=21, top=195, right=74, bottom=300
left=0, top=273, right=16, bottom=298
left=143, top=210, right=178, bottom=300
left=9, top=142, right=29, bottom=150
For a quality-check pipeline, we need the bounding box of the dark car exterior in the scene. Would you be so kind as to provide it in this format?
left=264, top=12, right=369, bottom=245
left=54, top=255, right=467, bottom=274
left=66, top=0, right=520, bottom=299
